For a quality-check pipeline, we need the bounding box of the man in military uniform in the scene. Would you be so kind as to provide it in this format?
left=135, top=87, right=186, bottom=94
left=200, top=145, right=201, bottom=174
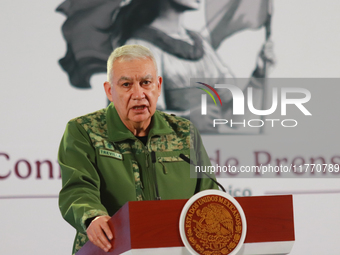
left=58, top=44, right=217, bottom=254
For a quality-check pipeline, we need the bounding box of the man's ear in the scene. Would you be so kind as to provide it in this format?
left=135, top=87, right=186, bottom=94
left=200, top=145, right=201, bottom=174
left=104, top=81, right=113, bottom=102
left=157, top=76, right=163, bottom=97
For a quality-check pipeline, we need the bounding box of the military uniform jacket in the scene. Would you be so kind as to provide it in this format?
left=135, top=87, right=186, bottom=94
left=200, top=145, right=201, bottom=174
left=58, top=104, right=217, bottom=254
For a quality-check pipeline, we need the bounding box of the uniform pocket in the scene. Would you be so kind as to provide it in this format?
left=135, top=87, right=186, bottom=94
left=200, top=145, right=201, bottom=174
left=155, top=151, right=197, bottom=199
left=157, top=155, right=189, bottom=174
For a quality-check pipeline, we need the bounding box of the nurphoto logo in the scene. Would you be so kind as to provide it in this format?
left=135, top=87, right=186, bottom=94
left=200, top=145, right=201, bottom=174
left=196, top=82, right=312, bottom=129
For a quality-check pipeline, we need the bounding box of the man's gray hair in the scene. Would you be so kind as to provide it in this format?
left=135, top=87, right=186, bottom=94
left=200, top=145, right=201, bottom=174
left=107, top=44, right=158, bottom=83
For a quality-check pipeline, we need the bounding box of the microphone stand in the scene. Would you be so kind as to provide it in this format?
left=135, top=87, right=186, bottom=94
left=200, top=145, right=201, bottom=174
left=179, top=154, right=226, bottom=193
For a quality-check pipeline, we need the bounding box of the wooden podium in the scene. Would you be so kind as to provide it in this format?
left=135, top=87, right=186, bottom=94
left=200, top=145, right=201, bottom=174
left=76, top=195, right=294, bottom=255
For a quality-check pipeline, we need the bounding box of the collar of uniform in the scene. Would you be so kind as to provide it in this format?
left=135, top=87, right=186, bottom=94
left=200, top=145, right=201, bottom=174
left=106, top=103, right=173, bottom=143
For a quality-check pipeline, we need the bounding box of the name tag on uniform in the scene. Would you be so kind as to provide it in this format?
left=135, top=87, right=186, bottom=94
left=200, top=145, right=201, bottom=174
left=99, top=149, right=123, bottom=160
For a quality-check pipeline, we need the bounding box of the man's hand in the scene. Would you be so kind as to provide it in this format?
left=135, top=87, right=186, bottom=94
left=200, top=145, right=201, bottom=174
left=254, top=40, right=276, bottom=77
left=86, top=215, right=113, bottom=252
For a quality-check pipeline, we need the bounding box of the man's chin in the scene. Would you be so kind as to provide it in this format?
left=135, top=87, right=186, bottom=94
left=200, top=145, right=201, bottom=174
left=130, top=114, right=151, bottom=124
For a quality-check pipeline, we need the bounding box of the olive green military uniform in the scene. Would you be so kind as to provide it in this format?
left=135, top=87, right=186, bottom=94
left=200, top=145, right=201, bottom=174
left=58, top=103, right=217, bottom=254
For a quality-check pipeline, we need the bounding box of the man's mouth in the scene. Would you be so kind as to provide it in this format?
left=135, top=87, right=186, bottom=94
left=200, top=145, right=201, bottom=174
left=132, top=105, right=147, bottom=110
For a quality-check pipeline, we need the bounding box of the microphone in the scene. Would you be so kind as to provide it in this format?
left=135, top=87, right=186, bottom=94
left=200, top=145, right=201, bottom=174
left=151, top=151, right=161, bottom=200
left=179, top=154, right=226, bottom=193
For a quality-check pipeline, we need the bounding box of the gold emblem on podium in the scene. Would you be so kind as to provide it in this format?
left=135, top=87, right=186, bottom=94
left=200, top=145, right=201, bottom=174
left=180, top=190, right=247, bottom=255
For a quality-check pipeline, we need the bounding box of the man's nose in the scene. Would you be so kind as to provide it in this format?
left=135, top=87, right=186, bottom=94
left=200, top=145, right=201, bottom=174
left=131, top=84, right=145, bottom=100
